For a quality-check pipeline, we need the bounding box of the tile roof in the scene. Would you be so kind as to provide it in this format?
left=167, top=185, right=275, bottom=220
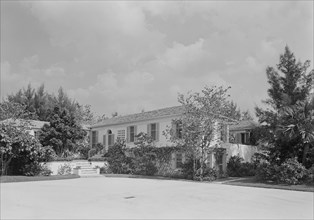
left=229, top=120, right=259, bottom=131
left=92, top=106, right=184, bottom=128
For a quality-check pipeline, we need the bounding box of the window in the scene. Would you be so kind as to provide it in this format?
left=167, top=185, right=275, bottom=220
left=147, top=123, right=159, bottom=141
left=117, top=130, right=126, bottom=140
left=176, top=153, right=183, bottom=168
left=172, top=121, right=182, bottom=139
left=107, top=130, right=114, bottom=147
left=34, top=131, right=40, bottom=139
left=240, top=132, right=250, bottom=144
left=127, top=126, right=137, bottom=143
left=91, top=131, right=97, bottom=147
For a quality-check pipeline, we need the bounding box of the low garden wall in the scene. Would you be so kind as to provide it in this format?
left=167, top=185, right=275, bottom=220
left=42, top=160, right=108, bottom=175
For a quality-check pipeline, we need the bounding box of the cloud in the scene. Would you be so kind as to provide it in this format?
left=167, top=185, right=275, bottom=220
left=1, top=1, right=312, bottom=117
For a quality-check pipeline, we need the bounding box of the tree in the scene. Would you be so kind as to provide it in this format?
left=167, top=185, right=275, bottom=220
left=0, top=101, right=53, bottom=175
left=168, top=85, right=236, bottom=180
left=255, top=46, right=314, bottom=166
left=281, top=96, right=314, bottom=167
left=39, top=106, right=86, bottom=157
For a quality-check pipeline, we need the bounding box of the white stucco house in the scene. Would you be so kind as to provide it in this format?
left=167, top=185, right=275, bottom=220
left=90, top=106, right=259, bottom=173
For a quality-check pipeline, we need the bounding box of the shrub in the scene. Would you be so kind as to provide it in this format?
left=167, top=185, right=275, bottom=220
left=57, top=163, right=72, bottom=175
left=100, top=166, right=112, bottom=174
left=304, top=165, right=314, bottom=184
left=193, top=165, right=219, bottom=181
left=181, top=158, right=195, bottom=180
left=227, top=155, right=256, bottom=177
left=255, top=162, right=278, bottom=182
left=105, top=140, right=133, bottom=174
left=255, top=158, right=308, bottom=185
left=22, top=163, right=52, bottom=176
left=277, top=158, right=308, bottom=185
left=88, top=148, right=97, bottom=158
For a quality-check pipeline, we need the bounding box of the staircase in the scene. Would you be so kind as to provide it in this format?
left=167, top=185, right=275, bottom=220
left=72, top=161, right=101, bottom=177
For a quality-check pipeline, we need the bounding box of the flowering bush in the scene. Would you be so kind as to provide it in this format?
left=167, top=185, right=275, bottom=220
left=57, top=163, right=72, bottom=175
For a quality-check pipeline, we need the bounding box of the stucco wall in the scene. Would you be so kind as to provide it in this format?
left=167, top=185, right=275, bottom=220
left=223, top=143, right=258, bottom=162
left=42, top=160, right=108, bottom=175
left=92, top=116, right=176, bottom=149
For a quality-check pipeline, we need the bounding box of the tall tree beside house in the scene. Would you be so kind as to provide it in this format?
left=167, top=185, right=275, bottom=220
left=39, top=106, right=87, bottom=157
left=169, top=85, right=236, bottom=180
left=225, top=101, right=253, bottom=121
left=255, top=46, right=314, bottom=166
left=0, top=101, right=53, bottom=175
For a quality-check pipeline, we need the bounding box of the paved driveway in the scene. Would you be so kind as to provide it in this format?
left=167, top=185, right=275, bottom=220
left=1, top=177, right=313, bottom=219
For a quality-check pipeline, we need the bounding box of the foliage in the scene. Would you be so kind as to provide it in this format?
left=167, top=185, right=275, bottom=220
left=255, top=46, right=314, bottom=166
left=194, top=167, right=219, bottom=181
left=226, top=101, right=253, bottom=121
left=0, top=120, right=54, bottom=175
left=255, top=158, right=309, bottom=185
left=165, top=85, right=237, bottom=180
left=131, top=132, right=158, bottom=175
left=104, top=139, right=133, bottom=174
left=227, top=156, right=256, bottom=177
left=39, top=106, right=87, bottom=157
left=22, top=163, right=52, bottom=176
left=88, top=149, right=97, bottom=158
left=57, top=163, right=72, bottom=175
left=100, top=166, right=112, bottom=174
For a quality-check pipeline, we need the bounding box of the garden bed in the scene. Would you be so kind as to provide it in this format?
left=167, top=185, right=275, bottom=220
left=223, top=177, right=314, bottom=192
left=0, top=174, right=80, bottom=183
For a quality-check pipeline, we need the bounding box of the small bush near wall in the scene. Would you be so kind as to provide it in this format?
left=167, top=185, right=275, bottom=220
left=227, top=155, right=256, bottom=177
left=57, top=163, right=72, bottom=175
left=22, top=163, right=52, bottom=176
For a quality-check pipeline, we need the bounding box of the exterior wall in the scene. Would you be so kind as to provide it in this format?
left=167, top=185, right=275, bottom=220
left=42, top=160, right=108, bottom=175
left=223, top=143, right=258, bottom=162
left=91, top=116, right=177, bottom=150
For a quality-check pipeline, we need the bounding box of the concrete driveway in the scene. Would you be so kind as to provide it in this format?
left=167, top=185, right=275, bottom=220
left=1, top=177, right=313, bottom=219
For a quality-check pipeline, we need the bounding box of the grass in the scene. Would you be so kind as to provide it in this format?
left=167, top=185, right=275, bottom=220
left=0, top=174, right=80, bottom=183
left=222, top=176, right=314, bottom=192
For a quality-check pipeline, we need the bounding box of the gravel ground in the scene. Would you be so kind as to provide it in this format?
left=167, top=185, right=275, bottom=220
left=1, top=177, right=313, bottom=219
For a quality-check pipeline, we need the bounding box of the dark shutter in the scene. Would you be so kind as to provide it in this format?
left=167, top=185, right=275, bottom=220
left=156, top=123, right=160, bottom=141
left=147, top=124, right=151, bottom=136
left=103, top=135, right=106, bottom=147
left=134, top=126, right=137, bottom=141
left=127, top=126, right=130, bottom=143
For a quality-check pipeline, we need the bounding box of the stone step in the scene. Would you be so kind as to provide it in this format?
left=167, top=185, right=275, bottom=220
left=80, top=170, right=97, bottom=174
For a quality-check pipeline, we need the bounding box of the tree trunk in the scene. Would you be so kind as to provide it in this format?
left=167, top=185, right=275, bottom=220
left=1, top=156, right=13, bottom=176
left=200, top=147, right=204, bottom=181
left=302, top=143, right=310, bottom=166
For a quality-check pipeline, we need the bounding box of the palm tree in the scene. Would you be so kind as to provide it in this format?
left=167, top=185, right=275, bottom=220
left=281, top=95, right=314, bottom=166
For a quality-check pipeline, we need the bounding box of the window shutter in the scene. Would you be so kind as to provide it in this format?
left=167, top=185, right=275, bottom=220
left=156, top=123, right=160, bottom=141
left=89, top=131, right=93, bottom=148
left=103, top=135, right=106, bottom=147
left=111, top=134, right=115, bottom=146
left=127, top=126, right=130, bottom=143
left=96, top=131, right=99, bottom=144
left=134, top=126, right=137, bottom=141
left=147, top=124, right=151, bottom=136
left=171, top=121, right=177, bottom=138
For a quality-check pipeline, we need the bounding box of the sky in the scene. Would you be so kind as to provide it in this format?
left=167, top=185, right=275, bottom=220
left=1, top=1, right=313, bottom=118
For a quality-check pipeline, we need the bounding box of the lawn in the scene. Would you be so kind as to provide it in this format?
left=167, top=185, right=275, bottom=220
left=222, top=176, right=314, bottom=192
left=0, top=174, right=80, bottom=183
